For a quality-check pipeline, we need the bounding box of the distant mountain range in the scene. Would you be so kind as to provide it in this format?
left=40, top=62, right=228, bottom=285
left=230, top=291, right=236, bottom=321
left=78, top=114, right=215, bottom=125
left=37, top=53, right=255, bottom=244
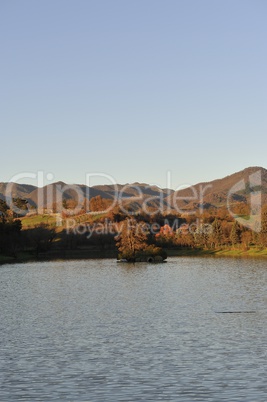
left=1, top=166, right=267, bottom=213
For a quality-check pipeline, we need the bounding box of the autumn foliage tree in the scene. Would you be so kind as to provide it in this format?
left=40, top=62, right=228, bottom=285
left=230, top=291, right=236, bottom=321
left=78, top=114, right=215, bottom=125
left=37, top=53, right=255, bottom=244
left=259, top=205, right=267, bottom=247
left=89, top=196, right=113, bottom=213
left=115, top=218, right=148, bottom=261
left=210, top=219, right=223, bottom=248
left=230, top=221, right=242, bottom=246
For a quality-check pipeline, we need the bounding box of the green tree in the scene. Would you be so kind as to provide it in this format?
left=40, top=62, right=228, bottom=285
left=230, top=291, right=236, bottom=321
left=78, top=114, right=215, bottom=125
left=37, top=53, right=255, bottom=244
left=0, top=200, right=9, bottom=222
left=26, top=224, right=56, bottom=256
left=0, top=219, right=22, bottom=257
left=210, top=219, right=223, bottom=248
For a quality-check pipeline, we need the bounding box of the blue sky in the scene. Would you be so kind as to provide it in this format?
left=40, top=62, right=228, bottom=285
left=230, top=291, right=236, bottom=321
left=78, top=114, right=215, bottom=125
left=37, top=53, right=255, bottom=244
left=1, top=0, right=266, bottom=189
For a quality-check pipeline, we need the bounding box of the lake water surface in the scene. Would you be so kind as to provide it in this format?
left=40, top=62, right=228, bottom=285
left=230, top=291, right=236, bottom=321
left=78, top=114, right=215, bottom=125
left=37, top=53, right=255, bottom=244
left=0, top=257, right=266, bottom=401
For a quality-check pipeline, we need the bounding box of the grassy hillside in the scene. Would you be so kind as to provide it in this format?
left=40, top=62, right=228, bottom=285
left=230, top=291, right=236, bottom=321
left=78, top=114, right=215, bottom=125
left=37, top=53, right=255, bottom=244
left=166, top=247, right=267, bottom=258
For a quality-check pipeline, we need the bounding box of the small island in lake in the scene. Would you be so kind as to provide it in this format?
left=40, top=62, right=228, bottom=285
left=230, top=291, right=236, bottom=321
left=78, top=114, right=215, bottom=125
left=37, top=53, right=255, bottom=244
left=115, top=218, right=167, bottom=263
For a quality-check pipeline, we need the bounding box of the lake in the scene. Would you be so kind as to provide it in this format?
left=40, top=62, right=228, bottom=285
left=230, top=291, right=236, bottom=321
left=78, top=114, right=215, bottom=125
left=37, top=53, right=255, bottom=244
left=0, top=257, right=266, bottom=401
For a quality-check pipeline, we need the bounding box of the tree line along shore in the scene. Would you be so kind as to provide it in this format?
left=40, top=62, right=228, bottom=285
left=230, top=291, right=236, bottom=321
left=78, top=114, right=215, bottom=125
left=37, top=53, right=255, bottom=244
left=1, top=196, right=267, bottom=264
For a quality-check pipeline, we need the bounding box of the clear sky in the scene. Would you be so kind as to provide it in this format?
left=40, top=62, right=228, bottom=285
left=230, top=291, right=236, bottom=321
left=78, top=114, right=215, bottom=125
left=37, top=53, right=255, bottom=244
left=1, top=0, right=266, bottom=189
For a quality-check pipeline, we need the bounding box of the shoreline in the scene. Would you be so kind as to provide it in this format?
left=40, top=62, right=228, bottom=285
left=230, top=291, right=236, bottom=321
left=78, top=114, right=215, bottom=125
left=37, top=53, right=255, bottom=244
left=166, top=247, right=267, bottom=258
left=1, top=246, right=267, bottom=265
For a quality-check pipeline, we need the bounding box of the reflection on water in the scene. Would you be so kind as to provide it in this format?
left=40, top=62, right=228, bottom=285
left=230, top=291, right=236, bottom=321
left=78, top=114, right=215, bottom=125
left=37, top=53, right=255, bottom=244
left=0, top=257, right=266, bottom=401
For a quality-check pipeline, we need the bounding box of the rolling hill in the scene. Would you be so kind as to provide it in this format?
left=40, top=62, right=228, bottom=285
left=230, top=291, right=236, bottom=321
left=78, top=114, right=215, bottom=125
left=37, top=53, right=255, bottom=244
left=1, top=166, right=266, bottom=214
left=166, top=166, right=267, bottom=213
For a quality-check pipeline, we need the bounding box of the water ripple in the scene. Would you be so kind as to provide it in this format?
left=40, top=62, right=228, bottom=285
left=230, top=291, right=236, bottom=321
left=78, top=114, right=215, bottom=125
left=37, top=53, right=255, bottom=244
left=0, top=258, right=266, bottom=401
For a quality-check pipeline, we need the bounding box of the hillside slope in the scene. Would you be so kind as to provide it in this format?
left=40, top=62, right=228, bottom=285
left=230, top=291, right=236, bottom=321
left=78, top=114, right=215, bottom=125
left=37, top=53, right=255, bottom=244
left=1, top=166, right=266, bottom=213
